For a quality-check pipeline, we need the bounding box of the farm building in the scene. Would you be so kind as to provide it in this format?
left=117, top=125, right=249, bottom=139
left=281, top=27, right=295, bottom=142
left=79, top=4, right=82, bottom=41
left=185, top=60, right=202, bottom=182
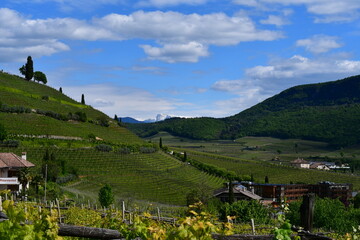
left=214, top=183, right=262, bottom=203
left=291, top=158, right=310, bottom=168
left=0, top=152, right=35, bottom=192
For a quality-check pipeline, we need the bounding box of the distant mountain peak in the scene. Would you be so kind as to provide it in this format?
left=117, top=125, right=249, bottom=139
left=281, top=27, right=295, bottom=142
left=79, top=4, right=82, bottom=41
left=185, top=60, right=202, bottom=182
left=121, top=114, right=172, bottom=124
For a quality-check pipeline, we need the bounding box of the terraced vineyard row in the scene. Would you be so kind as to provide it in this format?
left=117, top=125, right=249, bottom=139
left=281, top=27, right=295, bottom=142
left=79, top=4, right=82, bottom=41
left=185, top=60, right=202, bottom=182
left=3, top=147, right=225, bottom=205
left=0, top=113, right=142, bottom=144
left=184, top=149, right=360, bottom=189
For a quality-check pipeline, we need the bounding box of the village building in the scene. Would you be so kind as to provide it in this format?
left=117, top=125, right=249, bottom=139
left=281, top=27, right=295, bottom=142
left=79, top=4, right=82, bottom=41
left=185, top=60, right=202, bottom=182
left=214, top=183, right=262, bottom=203
left=290, top=158, right=310, bottom=168
left=0, top=152, right=35, bottom=192
left=241, top=181, right=352, bottom=206
left=309, top=162, right=331, bottom=171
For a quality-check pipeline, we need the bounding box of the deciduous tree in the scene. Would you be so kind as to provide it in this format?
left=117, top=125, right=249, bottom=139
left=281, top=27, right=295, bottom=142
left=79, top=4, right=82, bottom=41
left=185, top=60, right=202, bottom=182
left=34, top=71, right=47, bottom=84
left=98, top=184, right=114, bottom=208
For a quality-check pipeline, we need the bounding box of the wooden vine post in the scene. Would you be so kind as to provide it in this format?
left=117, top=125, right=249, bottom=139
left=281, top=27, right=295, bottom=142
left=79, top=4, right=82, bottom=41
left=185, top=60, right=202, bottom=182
left=300, top=193, right=315, bottom=232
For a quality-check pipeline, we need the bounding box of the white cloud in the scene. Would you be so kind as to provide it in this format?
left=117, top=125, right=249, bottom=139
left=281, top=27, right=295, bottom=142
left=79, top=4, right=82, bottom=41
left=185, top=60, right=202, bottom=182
left=8, top=0, right=125, bottom=12
left=211, top=79, right=270, bottom=115
left=136, top=0, right=209, bottom=7
left=296, top=35, right=342, bottom=54
left=232, top=0, right=260, bottom=7
left=234, top=0, right=360, bottom=22
left=260, top=15, right=290, bottom=26
left=63, top=83, right=185, bottom=119
left=0, top=8, right=282, bottom=63
left=141, top=42, right=209, bottom=63
left=97, top=11, right=282, bottom=45
left=245, top=55, right=360, bottom=86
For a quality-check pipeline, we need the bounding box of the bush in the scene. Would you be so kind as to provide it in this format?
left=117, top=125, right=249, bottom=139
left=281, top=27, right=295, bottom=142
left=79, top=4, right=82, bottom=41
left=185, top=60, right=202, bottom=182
left=287, top=197, right=360, bottom=233
left=139, top=147, right=156, bottom=153
left=68, top=112, right=87, bottom=122
left=220, top=200, right=271, bottom=224
left=56, top=174, right=78, bottom=184
left=95, top=144, right=113, bottom=152
left=116, top=147, right=131, bottom=154
left=0, top=140, right=20, bottom=148
left=0, top=104, right=31, bottom=114
left=88, top=133, right=96, bottom=141
left=41, top=95, right=49, bottom=101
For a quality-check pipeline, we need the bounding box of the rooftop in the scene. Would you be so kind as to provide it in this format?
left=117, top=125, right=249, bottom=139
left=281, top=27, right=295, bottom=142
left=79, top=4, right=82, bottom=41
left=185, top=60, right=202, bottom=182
left=0, top=153, right=35, bottom=168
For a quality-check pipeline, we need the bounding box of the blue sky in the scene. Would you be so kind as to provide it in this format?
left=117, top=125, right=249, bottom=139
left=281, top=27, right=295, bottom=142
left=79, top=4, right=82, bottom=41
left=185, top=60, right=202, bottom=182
left=1, top=0, right=360, bottom=120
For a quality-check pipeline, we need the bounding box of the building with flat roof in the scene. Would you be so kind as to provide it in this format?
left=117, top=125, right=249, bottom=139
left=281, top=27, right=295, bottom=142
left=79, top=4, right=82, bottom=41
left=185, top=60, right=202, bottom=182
left=240, top=181, right=352, bottom=206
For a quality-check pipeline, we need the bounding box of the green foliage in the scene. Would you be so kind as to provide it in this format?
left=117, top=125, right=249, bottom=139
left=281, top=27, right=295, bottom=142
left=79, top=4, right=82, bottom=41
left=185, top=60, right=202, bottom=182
left=95, top=144, right=113, bottom=152
left=354, top=193, right=360, bottom=209
left=0, top=139, right=20, bottom=147
left=0, top=200, right=60, bottom=239
left=81, top=93, right=85, bottom=104
left=272, top=202, right=299, bottom=240
left=186, top=187, right=212, bottom=206
left=0, top=122, right=6, bottom=141
left=25, top=56, right=34, bottom=81
left=220, top=200, right=271, bottom=224
left=34, top=71, right=47, bottom=84
left=98, top=184, right=114, bottom=208
left=127, top=117, right=225, bottom=140
left=287, top=197, right=360, bottom=234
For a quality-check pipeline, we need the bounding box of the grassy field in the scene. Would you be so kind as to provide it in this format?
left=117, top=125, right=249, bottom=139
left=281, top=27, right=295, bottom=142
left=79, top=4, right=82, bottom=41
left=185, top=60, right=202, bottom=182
left=146, top=132, right=360, bottom=190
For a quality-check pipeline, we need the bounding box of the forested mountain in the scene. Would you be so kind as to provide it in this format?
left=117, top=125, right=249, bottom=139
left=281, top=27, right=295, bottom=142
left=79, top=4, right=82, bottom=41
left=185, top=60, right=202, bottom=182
left=127, top=75, right=360, bottom=146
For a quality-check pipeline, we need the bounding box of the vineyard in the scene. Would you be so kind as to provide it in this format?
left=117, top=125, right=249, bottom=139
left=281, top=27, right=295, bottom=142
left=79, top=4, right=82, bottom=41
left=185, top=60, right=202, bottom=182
left=0, top=146, right=225, bottom=206
left=182, top=149, right=360, bottom=189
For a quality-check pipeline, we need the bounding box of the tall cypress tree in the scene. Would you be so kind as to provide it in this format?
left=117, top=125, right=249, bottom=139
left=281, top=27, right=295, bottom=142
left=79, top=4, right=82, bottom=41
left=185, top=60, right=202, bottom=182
left=25, top=56, right=34, bottom=81
left=81, top=94, right=85, bottom=104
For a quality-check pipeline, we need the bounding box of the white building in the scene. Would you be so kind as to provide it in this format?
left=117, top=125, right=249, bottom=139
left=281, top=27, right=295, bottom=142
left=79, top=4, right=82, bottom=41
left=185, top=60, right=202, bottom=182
left=0, top=152, right=35, bottom=192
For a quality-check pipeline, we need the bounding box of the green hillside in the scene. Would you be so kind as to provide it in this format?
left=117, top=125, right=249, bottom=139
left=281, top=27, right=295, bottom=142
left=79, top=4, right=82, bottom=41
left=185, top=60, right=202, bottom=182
left=128, top=75, right=360, bottom=146
left=0, top=71, right=225, bottom=205
left=0, top=71, right=141, bottom=144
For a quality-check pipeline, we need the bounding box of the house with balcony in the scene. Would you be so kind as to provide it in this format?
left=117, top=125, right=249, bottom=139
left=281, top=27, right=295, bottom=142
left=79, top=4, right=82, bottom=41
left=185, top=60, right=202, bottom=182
left=0, top=152, right=35, bottom=192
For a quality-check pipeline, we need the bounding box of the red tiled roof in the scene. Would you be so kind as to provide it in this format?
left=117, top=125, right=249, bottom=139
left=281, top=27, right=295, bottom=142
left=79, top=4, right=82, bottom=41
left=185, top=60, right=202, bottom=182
left=291, top=158, right=308, bottom=164
left=0, top=153, right=35, bottom=168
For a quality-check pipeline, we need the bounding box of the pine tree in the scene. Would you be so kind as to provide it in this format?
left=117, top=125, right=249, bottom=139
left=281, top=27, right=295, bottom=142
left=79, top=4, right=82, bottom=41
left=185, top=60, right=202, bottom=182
left=59, top=87, right=62, bottom=93
left=114, top=114, right=118, bottom=121
left=159, top=137, right=163, bottom=149
left=81, top=94, right=85, bottom=104
left=25, top=56, right=34, bottom=81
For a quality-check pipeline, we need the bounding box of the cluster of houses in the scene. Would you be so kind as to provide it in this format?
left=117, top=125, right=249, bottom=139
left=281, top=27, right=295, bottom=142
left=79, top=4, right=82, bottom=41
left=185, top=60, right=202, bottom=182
left=290, top=158, right=350, bottom=171
left=0, top=152, right=35, bottom=192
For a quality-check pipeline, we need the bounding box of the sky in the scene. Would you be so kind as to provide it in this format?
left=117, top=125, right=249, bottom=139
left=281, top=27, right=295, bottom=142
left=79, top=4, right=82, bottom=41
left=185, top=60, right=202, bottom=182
left=1, top=0, right=360, bottom=120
